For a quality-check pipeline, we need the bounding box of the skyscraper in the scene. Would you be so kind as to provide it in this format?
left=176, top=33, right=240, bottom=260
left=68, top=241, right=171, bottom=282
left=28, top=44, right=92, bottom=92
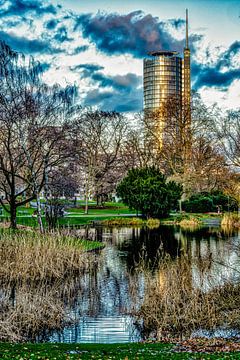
left=143, top=10, right=191, bottom=144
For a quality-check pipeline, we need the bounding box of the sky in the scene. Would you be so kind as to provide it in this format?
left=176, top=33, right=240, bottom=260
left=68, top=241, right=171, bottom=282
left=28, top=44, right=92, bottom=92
left=0, top=0, right=239, bottom=112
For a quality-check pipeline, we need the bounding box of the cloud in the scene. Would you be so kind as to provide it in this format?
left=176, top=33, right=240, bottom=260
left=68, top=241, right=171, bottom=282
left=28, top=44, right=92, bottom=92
left=74, top=11, right=200, bottom=58
left=83, top=87, right=142, bottom=112
left=168, top=18, right=185, bottom=30
left=39, top=62, right=51, bottom=72
left=72, top=45, right=89, bottom=54
left=73, top=63, right=141, bottom=92
left=0, top=0, right=57, bottom=17
left=80, top=69, right=142, bottom=112
left=216, top=41, right=240, bottom=69
left=54, top=26, right=73, bottom=42
left=0, top=31, right=63, bottom=54
left=71, top=63, right=104, bottom=72
left=194, top=67, right=240, bottom=89
left=90, top=72, right=141, bottom=92
left=45, top=19, right=59, bottom=30
left=193, top=41, right=240, bottom=89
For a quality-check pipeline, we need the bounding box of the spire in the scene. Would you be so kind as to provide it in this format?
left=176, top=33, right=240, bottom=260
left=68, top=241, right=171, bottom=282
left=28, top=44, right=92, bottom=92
left=185, top=8, right=189, bottom=49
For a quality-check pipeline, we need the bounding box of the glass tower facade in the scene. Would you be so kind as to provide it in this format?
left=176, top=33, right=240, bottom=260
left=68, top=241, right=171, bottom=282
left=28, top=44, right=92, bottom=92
left=143, top=51, right=182, bottom=111
left=143, top=10, right=191, bottom=147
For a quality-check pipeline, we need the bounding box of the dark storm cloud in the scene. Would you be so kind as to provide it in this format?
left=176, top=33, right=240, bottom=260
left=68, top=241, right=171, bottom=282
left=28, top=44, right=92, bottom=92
left=73, top=45, right=89, bottom=54
left=54, top=26, right=73, bottom=42
left=72, top=62, right=141, bottom=93
left=45, top=19, right=59, bottom=30
left=80, top=68, right=142, bottom=112
left=0, top=0, right=57, bottom=17
left=193, top=41, right=240, bottom=89
left=168, top=18, right=185, bottom=29
left=74, top=11, right=199, bottom=58
left=84, top=87, right=142, bottom=112
left=194, top=67, right=240, bottom=89
left=217, top=41, right=240, bottom=69
left=91, top=72, right=141, bottom=92
left=71, top=63, right=104, bottom=72
left=85, top=89, right=113, bottom=104
left=0, top=31, right=63, bottom=54
left=39, top=62, right=51, bottom=72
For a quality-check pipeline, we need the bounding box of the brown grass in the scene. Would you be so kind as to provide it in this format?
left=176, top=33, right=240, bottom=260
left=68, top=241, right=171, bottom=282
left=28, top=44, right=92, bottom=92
left=102, top=217, right=160, bottom=228
left=0, top=230, right=96, bottom=282
left=0, top=279, right=83, bottom=342
left=134, top=256, right=240, bottom=340
left=0, top=230, right=101, bottom=342
left=221, top=213, right=240, bottom=228
left=178, top=217, right=202, bottom=230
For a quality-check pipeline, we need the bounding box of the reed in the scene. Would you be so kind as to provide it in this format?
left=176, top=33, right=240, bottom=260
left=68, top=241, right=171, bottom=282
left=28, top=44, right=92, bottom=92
left=146, top=218, right=160, bottom=229
left=178, top=216, right=202, bottom=229
left=0, top=230, right=101, bottom=282
left=134, top=256, right=240, bottom=340
left=0, top=278, right=83, bottom=342
left=221, top=213, right=240, bottom=228
left=102, top=217, right=160, bottom=228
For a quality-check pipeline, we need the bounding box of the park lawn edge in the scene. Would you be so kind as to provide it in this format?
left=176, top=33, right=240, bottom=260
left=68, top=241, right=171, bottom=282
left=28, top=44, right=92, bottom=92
left=0, top=342, right=240, bottom=359
left=0, top=227, right=105, bottom=252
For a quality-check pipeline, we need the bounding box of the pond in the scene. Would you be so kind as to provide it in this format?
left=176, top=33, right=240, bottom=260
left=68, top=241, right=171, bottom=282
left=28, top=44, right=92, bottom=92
left=48, top=224, right=240, bottom=343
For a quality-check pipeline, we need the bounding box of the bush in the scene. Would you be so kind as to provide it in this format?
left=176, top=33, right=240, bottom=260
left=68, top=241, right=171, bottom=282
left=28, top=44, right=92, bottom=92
left=116, top=166, right=182, bottom=218
left=182, top=191, right=238, bottom=213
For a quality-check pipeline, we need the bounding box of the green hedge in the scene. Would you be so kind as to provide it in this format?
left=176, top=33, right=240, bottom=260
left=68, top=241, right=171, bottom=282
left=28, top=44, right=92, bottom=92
left=182, top=191, right=238, bottom=213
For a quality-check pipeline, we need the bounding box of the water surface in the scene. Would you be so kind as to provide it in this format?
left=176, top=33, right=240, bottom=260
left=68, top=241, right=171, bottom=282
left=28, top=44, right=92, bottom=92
left=49, top=225, right=240, bottom=343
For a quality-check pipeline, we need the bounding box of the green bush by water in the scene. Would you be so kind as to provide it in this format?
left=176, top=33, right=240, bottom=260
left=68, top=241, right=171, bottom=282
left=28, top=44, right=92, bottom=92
left=182, top=191, right=237, bottom=213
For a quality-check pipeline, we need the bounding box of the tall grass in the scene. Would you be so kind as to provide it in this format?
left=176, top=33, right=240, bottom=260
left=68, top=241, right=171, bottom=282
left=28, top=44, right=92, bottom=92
left=0, top=278, right=84, bottom=342
left=0, top=230, right=102, bottom=282
left=134, top=256, right=240, bottom=340
left=221, top=213, right=240, bottom=228
left=0, top=230, right=102, bottom=342
left=178, top=216, right=202, bottom=230
left=101, top=217, right=160, bottom=228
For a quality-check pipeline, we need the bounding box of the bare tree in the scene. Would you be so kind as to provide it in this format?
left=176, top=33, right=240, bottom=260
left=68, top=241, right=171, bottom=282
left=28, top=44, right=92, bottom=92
left=0, top=41, right=75, bottom=229
left=73, top=110, right=127, bottom=212
left=215, top=109, right=240, bottom=169
left=211, top=109, right=240, bottom=211
left=134, top=94, right=232, bottom=201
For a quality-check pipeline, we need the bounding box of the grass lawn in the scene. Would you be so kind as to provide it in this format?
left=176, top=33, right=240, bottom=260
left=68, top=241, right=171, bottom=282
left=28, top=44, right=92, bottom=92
left=0, top=342, right=239, bottom=359
left=0, top=202, right=137, bottom=228
left=0, top=201, right=223, bottom=228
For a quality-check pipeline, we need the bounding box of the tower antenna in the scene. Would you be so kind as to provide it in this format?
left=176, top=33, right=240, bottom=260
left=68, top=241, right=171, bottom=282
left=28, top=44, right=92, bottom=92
left=185, top=8, right=189, bottom=49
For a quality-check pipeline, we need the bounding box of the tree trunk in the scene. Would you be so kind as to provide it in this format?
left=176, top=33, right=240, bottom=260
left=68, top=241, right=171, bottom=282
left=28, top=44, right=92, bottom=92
left=96, top=194, right=99, bottom=206
left=85, top=179, right=89, bottom=214
left=36, top=194, right=44, bottom=233
left=10, top=202, right=17, bottom=229
left=85, top=193, right=89, bottom=214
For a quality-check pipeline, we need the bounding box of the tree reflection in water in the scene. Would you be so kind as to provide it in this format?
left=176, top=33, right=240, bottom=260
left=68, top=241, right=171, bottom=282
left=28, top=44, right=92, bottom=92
left=50, top=225, right=240, bottom=343
left=2, top=225, right=239, bottom=343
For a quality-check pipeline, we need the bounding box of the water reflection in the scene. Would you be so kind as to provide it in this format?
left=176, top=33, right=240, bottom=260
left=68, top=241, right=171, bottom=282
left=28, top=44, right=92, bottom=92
left=49, top=225, right=240, bottom=343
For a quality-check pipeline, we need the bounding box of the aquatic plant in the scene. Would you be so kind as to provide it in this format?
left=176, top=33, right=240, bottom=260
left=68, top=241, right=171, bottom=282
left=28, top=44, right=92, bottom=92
left=178, top=216, right=203, bottom=229
left=221, top=213, right=240, bottom=228
left=135, top=257, right=240, bottom=340
left=101, top=217, right=160, bottom=228
left=0, top=230, right=101, bottom=282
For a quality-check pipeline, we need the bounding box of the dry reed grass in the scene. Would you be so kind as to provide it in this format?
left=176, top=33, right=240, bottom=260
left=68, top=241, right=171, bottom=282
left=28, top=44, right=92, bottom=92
left=146, top=218, right=160, bottom=229
left=179, top=217, right=202, bottom=230
left=0, top=230, right=96, bottom=282
left=102, top=217, right=160, bottom=228
left=102, top=217, right=144, bottom=226
left=221, top=213, right=240, bottom=229
left=134, top=256, right=240, bottom=340
left=0, top=230, right=100, bottom=342
left=0, top=279, right=82, bottom=342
